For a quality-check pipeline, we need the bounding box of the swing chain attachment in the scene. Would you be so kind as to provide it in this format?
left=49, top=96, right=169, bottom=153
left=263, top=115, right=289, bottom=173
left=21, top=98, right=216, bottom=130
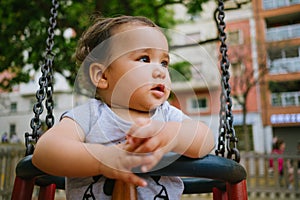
left=25, top=0, right=59, bottom=156
left=215, top=0, right=240, bottom=163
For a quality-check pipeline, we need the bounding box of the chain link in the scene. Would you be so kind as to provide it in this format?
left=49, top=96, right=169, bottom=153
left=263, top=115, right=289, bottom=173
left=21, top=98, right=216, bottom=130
left=25, top=0, right=59, bottom=156
left=215, top=0, right=240, bottom=162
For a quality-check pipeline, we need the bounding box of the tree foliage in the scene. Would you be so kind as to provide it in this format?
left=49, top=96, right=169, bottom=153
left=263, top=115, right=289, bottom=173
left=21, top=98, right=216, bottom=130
left=0, top=0, right=209, bottom=90
left=169, top=61, right=192, bottom=82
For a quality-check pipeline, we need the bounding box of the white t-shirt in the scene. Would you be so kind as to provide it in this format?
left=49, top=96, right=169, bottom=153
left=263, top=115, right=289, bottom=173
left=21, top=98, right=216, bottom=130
left=63, top=99, right=189, bottom=200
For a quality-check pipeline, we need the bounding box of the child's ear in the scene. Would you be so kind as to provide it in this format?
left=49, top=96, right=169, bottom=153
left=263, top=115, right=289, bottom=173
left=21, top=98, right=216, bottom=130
left=89, top=63, right=108, bottom=89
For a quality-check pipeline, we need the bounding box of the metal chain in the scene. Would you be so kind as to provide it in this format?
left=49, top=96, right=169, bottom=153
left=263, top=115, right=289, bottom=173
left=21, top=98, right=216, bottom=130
left=215, top=0, right=240, bottom=162
left=45, top=0, right=58, bottom=129
left=25, top=0, right=59, bottom=156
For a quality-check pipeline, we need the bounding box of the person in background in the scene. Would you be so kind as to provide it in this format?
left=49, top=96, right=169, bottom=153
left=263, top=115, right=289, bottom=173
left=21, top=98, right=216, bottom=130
left=269, top=138, right=293, bottom=189
left=270, top=138, right=285, bottom=176
left=1, top=132, right=8, bottom=143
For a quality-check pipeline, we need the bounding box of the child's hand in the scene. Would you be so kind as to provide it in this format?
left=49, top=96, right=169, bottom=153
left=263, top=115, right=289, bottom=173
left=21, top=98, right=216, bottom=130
left=125, top=118, right=179, bottom=154
left=98, top=143, right=162, bottom=187
left=125, top=118, right=151, bottom=152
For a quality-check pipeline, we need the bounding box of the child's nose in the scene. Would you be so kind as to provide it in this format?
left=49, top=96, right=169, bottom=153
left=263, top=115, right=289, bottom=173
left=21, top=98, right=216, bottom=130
left=152, top=66, right=166, bottom=79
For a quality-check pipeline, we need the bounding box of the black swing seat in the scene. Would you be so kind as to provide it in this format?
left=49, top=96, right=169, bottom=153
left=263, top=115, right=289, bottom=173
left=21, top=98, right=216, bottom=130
left=13, top=154, right=247, bottom=199
left=15, top=155, right=65, bottom=190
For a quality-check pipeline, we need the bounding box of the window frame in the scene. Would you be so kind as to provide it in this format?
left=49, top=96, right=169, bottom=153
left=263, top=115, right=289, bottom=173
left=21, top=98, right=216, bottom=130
left=228, top=29, right=243, bottom=45
left=10, top=102, right=17, bottom=113
left=186, top=96, right=209, bottom=113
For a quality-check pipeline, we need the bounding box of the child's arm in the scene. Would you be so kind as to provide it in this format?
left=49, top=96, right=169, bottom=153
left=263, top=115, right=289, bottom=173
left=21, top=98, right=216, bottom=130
left=126, top=119, right=215, bottom=159
left=32, top=117, right=159, bottom=187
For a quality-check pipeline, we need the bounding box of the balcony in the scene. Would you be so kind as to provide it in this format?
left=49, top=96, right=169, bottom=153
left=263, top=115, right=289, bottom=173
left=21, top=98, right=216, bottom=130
left=266, top=24, right=300, bottom=42
left=271, top=91, right=300, bottom=107
left=268, top=57, right=300, bottom=74
left=263, top=0, right=300, bottom=10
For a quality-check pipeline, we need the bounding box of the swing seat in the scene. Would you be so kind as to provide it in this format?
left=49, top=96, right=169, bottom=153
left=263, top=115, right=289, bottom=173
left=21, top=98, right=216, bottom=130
left=12, top=154, right=247, bottom=200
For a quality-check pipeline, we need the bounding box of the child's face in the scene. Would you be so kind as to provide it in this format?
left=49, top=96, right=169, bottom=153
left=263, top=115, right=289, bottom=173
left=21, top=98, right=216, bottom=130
left=100, top=24, right=171, bottom=111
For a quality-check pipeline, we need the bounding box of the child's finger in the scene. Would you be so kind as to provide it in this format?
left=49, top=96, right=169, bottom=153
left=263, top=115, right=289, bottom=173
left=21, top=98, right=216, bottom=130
left=132, top=134, right=164, bottom=153
left=140, top=149, right=164, bottom=172
left=120, top=172, right=147, bottom=187
left=124, top=138, right=149, bottom=152
left=133, top=139, right=158, bottom=153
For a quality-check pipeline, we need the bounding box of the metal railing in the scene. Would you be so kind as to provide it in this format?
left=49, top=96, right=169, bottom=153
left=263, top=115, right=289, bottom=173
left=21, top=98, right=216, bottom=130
left=263, top=0, right=300, bottom=10
left=271, top=91, right=300, bottom=107
left=268, top=57, right=300, bottom=74
left=266, top=24, right=300, bottom=42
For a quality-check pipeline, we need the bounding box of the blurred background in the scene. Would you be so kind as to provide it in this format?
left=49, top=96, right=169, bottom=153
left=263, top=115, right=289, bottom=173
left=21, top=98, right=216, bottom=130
left=0, top=0, right=300, bottom=199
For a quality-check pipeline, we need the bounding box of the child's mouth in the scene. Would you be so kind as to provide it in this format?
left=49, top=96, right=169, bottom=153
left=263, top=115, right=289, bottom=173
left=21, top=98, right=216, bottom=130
left=151, top=84, right=165, bottom=92
left=150, top=84, right=166, bottom=98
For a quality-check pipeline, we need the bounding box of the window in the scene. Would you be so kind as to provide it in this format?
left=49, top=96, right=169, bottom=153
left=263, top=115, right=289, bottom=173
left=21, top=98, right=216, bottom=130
left=284, top=95, right=296, bottom=106
left=285, top=47, right=299, bottom=58
left=267, top=48, right=300, bottom=73
left=271, top=93, right=282, bottom=106
left=10, top=102, right=17, bottom=113
left=10, top=123, right=16, bottom=136
left=271, top=92, right=300, bottom=107
left=268, top=46, right=300, bottom=61
left=228, top=30, right=243, bottom=45
left=187, top=97, right=208, bottom=113
left=269, top=80, right=300, bottom=93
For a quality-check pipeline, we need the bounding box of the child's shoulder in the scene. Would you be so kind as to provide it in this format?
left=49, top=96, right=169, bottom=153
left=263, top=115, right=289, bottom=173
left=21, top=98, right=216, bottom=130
left=62, top=98, right=104, bottom=120
left=73, top=98, right=103, bottom=110
left=61, top=99, right=106, bottom=134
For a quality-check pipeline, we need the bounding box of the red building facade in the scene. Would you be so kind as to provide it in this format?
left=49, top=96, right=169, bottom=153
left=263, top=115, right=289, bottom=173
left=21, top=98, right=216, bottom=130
left=253, top=0, right=300, bottom=154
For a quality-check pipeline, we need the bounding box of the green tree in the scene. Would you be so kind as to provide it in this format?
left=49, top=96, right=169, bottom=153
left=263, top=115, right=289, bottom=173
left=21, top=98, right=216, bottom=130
left=169, top=61, right=192, bottom=82
left=0, top=0, right=209, bottom=90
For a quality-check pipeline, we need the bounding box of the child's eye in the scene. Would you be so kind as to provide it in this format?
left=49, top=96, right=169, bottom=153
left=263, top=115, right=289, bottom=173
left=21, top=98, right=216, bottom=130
left=138, top=56, right=150, bottom=63
left=161, top=60, right=168, bottom=68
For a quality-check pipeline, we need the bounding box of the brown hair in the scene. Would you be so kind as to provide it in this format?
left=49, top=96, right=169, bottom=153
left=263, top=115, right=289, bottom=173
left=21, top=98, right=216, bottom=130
left=74, top=15, right=158, bottom=97
left=274, top=138, right=285, bottom=150
left=76, top=15, right=157, bottom=65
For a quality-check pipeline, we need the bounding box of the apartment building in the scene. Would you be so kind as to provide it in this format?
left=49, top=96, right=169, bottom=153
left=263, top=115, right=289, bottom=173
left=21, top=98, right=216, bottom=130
left=0, top=72, right=73, bottom=142
left=253, top=0, right=300, bottom=154
left=170, top=1, right=268, bottom=153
